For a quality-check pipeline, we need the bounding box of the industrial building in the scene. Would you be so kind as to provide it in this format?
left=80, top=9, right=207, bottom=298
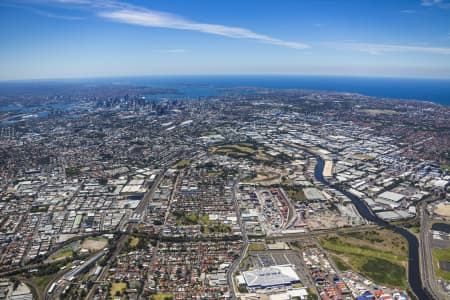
left=241, top=264, right=300, bottom=290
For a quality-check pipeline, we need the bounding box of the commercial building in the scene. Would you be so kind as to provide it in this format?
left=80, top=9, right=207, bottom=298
left=242, top=264, right=300, bottom=290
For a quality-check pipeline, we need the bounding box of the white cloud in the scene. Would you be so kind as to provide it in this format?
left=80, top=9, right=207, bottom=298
left=98, top=9, right=310, bottom=49
left=331, top=42, right=450, bottom=55
left=37, top=0, right=309, bottom=49
left=421, top=0, right=450, bottom=8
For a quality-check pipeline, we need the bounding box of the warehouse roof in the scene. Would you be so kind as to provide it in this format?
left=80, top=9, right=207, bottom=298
left=242, top=264, right=300, bottom=288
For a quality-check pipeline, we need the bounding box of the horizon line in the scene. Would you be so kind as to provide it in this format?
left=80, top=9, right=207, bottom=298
left=2, top=73, right=450, bottom=83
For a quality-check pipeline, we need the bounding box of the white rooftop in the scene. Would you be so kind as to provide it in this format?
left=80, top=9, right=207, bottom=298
left=242, top=264, right=300, bottom=288
left=378, top=191, right=405, bottom=202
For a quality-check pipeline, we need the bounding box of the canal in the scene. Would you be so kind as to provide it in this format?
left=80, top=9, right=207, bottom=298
left=432, top=223, right=450, bottom=234
left=313, top=156, right=429, bottom=300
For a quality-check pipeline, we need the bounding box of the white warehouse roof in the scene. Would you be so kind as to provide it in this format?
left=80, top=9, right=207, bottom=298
left=378, top=191, right=405, bottom=202
left=242, top=264, right=300, bottom=289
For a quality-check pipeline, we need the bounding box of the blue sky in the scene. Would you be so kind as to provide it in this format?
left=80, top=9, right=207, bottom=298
left=1, top=0, right=450, bottom=80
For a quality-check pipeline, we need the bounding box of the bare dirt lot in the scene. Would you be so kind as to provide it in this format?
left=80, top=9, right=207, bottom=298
left=435, top=203, right=450, bottom=218
left=81, top=237, right=108, bottom=251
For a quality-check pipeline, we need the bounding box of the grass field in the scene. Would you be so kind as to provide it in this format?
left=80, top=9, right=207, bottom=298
left=432, top=248, right=450, bottom=281
left=110, top=282, right=127, bottom=298
left=207, top=170, right=224, bottom=177
left=129, top=236, right=139, bottom=248
left=210, top=143, right=274, bottom=162
left=248, top=243, right=265, bottom=251
left=320, top=229, right=408, bottom=288
left=440, top=164, right=450, bottom=171
left=212, top=144, right=255, bottom=156
left=360, top=257, right=406, bottom=287
left=173, top=159, right=190, bottom=169
left=151, top=294, right=173, bottom=300
left=50, top=247, right=73, bottom=260
left=342, top=229, right=408, bottom=257
left=330, top=254, right=351, bottom=271
left=33, top=275, right=54, bottom=294
left=408, top=225, right=421, bottom=235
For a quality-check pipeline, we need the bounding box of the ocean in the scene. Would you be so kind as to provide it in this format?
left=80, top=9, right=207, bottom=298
left=118, top=75, right=450, bottom=106
left=2, top=75, right=450, bottom=106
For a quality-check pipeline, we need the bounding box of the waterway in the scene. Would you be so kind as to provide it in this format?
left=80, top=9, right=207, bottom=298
left=313, top=156, right=428, bottom=300
left=431, top=223, right=450, bottom=234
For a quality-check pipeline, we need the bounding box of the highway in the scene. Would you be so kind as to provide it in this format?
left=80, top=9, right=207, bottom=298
left=419, top=204, right=448, bottom=300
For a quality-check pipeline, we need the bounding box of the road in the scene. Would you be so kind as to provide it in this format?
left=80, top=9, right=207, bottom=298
left=279, top=187, right=297, bottom=230
left=227, top=172, right=248, bottom=300
left=419, top=204, right=448, bottom=300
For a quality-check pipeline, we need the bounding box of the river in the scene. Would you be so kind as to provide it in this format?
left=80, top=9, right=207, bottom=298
left=313, top=156, right=428, bottom=300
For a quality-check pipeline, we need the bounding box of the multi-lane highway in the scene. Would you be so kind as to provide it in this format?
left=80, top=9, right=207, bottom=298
left=419, top=205, right=448, bottom=300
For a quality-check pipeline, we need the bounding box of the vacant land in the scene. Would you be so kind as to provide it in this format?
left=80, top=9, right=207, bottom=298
left=173, top=159, right=190, bottom=169
left=340, top=229, right=408, bottom=257
left=129, top=236, right=139, bottom=248
left=320, top=229, right=408, bottom=288
left=33, top=275, right=54, bottom=293
left=352, top=154, right=375, bottom=160
left=210, top=143, right=274, bottom=162
left=242, top=167, right=288, bottom=186
left=110, top=282, right=127, bottom=298
left=408, top=225, right=421, bottom=235
left=330, top=254, right=351, bottom=271
left=211, top=144, right=256, bottom=156
left=151, top=294, right=174, bottom=300
left=433, top=248, right=450, bottom=281
left=435, top=203, right=450, bottom=218
left=359, top=109, right=398, bottom=115
left=207, top=170, right=224, bottom=177
left=250, top=172, right=280, bottom=184
left=285, top=187, right=307, bottom=202
left=81, top=236, right=108, bottom=251
left=248, top=243, right=266, bottom=251
left=50, top=247, right=73, bottom=261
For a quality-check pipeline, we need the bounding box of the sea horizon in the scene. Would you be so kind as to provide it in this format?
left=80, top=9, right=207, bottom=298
left=1, top=74, right=450, bottom=106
